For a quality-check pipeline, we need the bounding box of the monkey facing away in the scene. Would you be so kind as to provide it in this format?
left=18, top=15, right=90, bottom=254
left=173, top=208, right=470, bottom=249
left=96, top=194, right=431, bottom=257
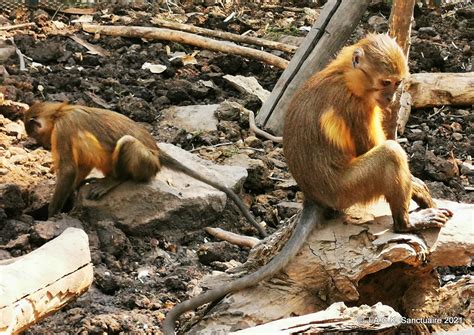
left=23, top=102, right=267, bottom=237
left=162, top=33, right=452, bottom=334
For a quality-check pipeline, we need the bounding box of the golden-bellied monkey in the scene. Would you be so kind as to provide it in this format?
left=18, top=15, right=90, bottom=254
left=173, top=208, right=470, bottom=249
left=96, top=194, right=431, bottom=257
left=23, top=102, right=267, bottom=237
left=162, top=33, right=452, bottom=335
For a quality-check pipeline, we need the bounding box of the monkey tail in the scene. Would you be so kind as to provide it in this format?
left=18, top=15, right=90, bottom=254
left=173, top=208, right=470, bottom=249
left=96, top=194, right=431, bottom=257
left=158, top=150, right=267, bottom=238
left=162, top=201, right=323, bottom=335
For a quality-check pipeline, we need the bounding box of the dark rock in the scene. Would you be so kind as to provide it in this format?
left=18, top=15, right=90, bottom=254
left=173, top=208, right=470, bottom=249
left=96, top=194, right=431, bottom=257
left=0, top=184, right=25, bottom=217
left=197, top=241, right=240, bottom=265
left=425, top=151, right=459, bottom=182
left=30, top=215, right=84, bottom=244
left=96, top=220, right=131, bottom=258
left=225, top=153, right=272, bottom=191
left=116, top=96, right=156, bottom=123
left=218, top=121, right=242, bottom=141
left=244, top=136, right=263, bottom=148
left=277, top=201, right=303, bottom=219
left=214, top=100, right=242, bottom=121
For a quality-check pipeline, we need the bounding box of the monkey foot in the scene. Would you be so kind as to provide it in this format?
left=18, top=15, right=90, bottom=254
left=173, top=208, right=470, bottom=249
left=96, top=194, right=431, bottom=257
left=87, top=178, right=122, bottom=200
left=400, top=208, right=454, bottom=232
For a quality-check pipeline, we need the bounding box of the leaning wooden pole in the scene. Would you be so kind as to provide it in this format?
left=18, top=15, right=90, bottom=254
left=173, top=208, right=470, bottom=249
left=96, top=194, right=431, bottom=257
left=255, top=0, right=371, bottom=136
left=386, top=0, right=416, bottom=137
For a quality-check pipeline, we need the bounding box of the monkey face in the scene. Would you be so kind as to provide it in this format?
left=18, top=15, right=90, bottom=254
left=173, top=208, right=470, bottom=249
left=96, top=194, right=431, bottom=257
left=374, top=76, right=403, bottom=108
left=24, top=112, right=52, bottom=149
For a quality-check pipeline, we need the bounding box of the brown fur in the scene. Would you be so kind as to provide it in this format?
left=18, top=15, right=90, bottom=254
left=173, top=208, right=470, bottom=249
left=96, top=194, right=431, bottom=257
left=162, top=33, right=452, bottom=335
left=23, top=102, right=267, bottom=237
left=283, top=33, right=450, bottom=232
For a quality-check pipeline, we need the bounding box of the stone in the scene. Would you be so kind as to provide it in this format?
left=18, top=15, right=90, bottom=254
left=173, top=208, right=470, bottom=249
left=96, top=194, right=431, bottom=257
left=224, top=153, right=272, bottom=191
left=276, top=201, right=303, bottom=219
left=75, top=143, right=247, bottom=238
left=161, top=104, right=219, bottom=132
left=30, top=215, right=84, bottom=243
left=214, top=101, right=241, bottom=121
left=222, top=75, right=270, bottom=103
left=425, top=151, right=459, bottom=182
left=0, top=184, right=25, bottom=216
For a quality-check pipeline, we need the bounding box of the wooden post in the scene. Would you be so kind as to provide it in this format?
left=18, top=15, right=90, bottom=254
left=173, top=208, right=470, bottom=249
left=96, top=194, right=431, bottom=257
left=255, top=0, right=371, bottom=136
left=386, top=0, right=416, bottom=138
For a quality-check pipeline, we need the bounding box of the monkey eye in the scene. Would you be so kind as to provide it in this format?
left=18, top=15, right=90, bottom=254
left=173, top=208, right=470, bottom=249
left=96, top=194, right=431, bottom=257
left=26, top=118, right=41, bottom=133
left=395, top=80, right=402, bottom=86
left=381, top=80, right=391, bottom=87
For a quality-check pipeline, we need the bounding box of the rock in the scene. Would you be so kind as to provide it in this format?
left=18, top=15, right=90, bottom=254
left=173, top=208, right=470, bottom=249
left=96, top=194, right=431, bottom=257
left=95, top=220, right=130, bottom=257
left=0, top=249, right=11, bottom=261
left=224, top=153, right=272, bottom=191
left=452, top=132, right=463, bottom=141
left=0, top=184, right=25, bottom=217
left=278, top=35, right=304, bottom=47
left=426, top=181, right=458, bottom=202
left=117, top=96, right=156, bottom=123
left=218, top=121, right=242, bottom=141
left=244, top=136, right=263, bottom=148
left=161, top=104, right=219, bottom=132
left=425, top=151, right=459, bottom=182
left=4, top=121, right=25, bottom=138
left=0, top=45, right=16, bottom=63
left=406, top=128, right=426, bottom=141
left=75, top=143, right=247, bottom=238
left=197, top=241, right=241, bottom=265
left=367, top=15, right=388, bottom=33
left=1, top=233, right=29, bottom=249
left=95, top=266, right=122, bottom=295
left=418, top=26, right=438, bottom=37
left=276, top=201, right=303, bottom=219
left=222, top=75, right=270, bottom=104
left=24, top=180, right=55, bottom=216
left=30, top=215, right=84, bottom=243
left=215, top=101, right=241, bottom=121
left=275, top=178, right=298, bottom=190
left=460, top=162, right=474, bottom=176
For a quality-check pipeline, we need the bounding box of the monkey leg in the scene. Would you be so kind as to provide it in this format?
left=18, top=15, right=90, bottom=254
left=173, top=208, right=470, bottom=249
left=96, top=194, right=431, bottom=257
left=87, top=135, right=160, bottom=200
left=334, top=140, right=452, bottom=232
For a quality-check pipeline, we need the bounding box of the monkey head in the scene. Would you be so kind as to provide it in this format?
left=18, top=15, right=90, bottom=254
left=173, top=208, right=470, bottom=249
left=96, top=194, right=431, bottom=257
left=350, top=33, right=409, bottom=109
left=23, top=102, right=64, bottom=149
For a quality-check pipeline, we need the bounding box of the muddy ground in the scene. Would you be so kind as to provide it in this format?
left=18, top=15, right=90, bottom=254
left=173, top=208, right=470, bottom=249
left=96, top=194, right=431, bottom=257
left=0, top=1, right=473, bottom=334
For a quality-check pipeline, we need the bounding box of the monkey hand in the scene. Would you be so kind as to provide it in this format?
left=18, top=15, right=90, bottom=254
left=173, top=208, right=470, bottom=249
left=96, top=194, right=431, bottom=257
left=86, top=177, right=122, bottom=200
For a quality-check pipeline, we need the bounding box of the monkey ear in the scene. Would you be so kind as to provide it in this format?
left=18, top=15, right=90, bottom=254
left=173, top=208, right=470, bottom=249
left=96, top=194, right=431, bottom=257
left=352, top=48, right=364, bottom=68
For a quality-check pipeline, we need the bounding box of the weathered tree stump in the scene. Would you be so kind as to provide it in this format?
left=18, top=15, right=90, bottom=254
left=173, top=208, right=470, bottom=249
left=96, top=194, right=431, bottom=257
left=176, top=200, right=473, bottom=334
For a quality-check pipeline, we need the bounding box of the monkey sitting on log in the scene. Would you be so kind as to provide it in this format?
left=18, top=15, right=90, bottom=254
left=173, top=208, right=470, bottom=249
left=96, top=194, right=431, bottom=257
left=162, top=33, right=452, bottom=334
left=23, top=102, right=267, bottom=237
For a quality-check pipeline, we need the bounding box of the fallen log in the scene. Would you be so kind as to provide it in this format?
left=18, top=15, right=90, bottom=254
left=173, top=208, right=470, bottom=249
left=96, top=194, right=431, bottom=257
left=407, top=72, right=474, bottom=109
left=151, top=18, right=298, bottom=54
left=81, top=24, right=289, bottom=69
left=176, top=200, right=473, bottom=334
left=0, top=227, right=93, bottom=334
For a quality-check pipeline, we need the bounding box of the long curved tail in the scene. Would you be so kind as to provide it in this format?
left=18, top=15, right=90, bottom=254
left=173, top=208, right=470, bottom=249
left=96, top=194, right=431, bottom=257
left=162, top=201, right=323, bottom=335
left=159, top=150, right=267, bottom=237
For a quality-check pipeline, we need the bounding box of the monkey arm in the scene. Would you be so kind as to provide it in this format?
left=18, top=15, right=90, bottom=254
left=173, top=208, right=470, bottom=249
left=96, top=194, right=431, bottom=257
left=48, top=125, right=77, bottom=217
left=48, top=164, right=76, bottom=217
